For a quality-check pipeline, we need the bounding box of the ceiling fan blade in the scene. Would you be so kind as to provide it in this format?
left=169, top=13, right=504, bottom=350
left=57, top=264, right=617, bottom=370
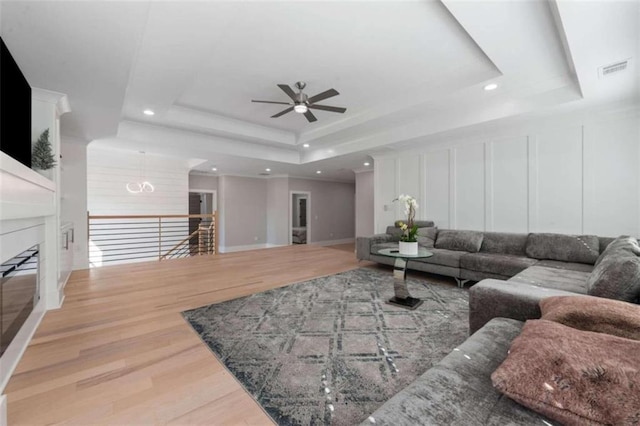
left=277, top=84, right=298, bottom=101
left=308, top=88, right=339, bottom=104
left=303, top=110, right=318, bottom=123
left=271, top=106, right=294, bottom=118
left=252, top=100, right=292, bottom=105
left=308, top=104, right=347, bottom=114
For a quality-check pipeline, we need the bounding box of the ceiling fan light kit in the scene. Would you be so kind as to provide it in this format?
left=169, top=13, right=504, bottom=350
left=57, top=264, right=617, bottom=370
left=252, top=81, right=347, bottom=123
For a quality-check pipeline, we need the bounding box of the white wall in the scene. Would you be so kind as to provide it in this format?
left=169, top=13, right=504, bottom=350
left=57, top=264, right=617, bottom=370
left=374, top=109, right=640, bottom=237
left=87, top=147, right=189, bottom=215
left=355, top=170, right=374, bottom=237
left=189, top=173, right=218, bottom=192
left=60, top=136, right=88, bottom=269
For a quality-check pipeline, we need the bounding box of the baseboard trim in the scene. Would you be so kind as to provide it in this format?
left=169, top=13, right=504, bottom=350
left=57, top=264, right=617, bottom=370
left=311, top=238, right=355, bottom=246
left=219, top=243, right=271, bottom=253
left=1, top=394, right=6, bottom=426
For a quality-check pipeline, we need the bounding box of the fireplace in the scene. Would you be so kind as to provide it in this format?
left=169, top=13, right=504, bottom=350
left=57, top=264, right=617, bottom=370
left=0, top=246, right=39, bottom=357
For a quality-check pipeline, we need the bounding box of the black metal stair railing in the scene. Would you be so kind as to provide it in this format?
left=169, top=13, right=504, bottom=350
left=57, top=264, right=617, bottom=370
left=88, top=213, right=218, bottom=267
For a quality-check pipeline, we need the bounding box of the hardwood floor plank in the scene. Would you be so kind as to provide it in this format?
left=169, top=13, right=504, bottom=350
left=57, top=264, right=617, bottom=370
left=5, top=244, right=369, bottom=425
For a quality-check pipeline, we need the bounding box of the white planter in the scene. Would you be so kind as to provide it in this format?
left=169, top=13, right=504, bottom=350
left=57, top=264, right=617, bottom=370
left=399, top=241, right=418, bottom=256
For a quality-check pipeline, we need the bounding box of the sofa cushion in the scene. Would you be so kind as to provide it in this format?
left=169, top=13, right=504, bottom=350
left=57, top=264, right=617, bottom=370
left=416, top=227, right=437, bottom=248
left=526, top=233, right=600, bottom=264
left=594, top=235, right=640, bottom=267
left=508, top=266, right=589, bottom=294
left=363, top=318, right=556, bottom=426
left=587, top=253, right=640, bottom=303
left=535, top=259, right=594, bottom=273
left=460, top=253, right=537, bottom=277
left=492, top=320, right=640, bottom=426
left=435, top=230, right=484, bottom=253
left=540, top=295, right=640, bottom=341
left=412, top=248, right=465, bottom=268
left=479, top=232, right=528, bottom=256
left=385, top=226, right=403, bottom=240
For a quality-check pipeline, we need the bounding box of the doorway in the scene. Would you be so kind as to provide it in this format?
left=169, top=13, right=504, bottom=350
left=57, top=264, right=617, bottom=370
left=188, top=190, right=217, bottom=251
left=289, top=191, right=311, bottom=245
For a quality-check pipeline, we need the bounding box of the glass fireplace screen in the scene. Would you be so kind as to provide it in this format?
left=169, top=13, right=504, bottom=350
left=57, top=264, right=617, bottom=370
left=0, top=246, right=39, bottom=357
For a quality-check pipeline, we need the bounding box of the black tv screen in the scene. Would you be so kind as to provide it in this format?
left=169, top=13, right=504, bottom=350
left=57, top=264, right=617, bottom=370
left=1, top=37, right=32, bottom=168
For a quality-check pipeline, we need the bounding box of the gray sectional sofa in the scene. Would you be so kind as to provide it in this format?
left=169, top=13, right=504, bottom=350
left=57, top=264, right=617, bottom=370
left=357, top=224, right=640, bottom=424
left=357, top=223, right=615, bottom=289
left=362, top=318, right=556, bottom=425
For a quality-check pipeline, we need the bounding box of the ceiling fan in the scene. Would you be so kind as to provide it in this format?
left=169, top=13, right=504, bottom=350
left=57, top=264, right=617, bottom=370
left=252, top=81, right=346, bottom=123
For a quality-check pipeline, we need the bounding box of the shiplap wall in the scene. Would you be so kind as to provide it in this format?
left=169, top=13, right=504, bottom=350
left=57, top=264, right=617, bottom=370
left=87, top=147, right=189, bottom=215
left=87, top=147, right=190, bottom=265
left=374, top=111, right=640, bottom=237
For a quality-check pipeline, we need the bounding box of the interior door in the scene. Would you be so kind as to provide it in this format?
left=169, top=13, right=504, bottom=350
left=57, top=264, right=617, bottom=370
left=300, top=198, right=307, bottom=227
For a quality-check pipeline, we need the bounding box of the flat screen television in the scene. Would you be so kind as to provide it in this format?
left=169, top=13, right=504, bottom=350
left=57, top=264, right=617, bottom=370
left=1, top=37, right=32, bottom=168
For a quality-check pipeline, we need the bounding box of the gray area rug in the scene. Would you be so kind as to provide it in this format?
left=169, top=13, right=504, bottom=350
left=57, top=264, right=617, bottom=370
left=182, top=267, right=469, bottom=425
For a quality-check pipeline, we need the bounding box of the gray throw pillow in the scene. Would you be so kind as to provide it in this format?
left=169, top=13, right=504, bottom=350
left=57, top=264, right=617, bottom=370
left=434, top=230, right=484, bottom=253
left=595, top=236, right=640, bottom=267
left=587, top=254, right=640, bottom=303
left=416, top=227, right=437, bottom=248
left=526, top=233, right=599, bottom=264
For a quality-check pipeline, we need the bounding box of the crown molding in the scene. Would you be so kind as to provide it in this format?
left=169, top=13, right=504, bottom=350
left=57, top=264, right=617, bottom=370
left=32, top=87, right=71, bottom=116
left=352, top=167, right=373, bottom=174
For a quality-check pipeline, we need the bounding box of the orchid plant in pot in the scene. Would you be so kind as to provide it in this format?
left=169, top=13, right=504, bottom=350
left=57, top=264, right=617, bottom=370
left=393, top=194, right=419, bottom=255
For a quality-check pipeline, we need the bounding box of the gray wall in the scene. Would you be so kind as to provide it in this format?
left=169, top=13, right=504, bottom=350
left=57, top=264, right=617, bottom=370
left=355, top=170, right=374, bottom=237
left=219, top=176, right=268, bottom=248
left=189, top=173, right=218, bottom=191
left=267, top=177, right=289, bottom=246
left=288, top=178, right=355, bottom=243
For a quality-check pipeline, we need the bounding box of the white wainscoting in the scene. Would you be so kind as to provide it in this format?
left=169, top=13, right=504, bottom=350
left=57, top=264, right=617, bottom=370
left=375, top=111, right=640, bottom=237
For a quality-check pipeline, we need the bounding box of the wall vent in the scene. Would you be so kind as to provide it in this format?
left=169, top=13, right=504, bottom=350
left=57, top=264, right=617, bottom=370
left=599, top=59, right=629, bottom=78
left=259, top=172, right=271, bottom=176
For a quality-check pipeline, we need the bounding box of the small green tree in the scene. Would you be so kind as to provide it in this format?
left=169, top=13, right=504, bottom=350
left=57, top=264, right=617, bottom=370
left=32, top=129, right=56, bottom=170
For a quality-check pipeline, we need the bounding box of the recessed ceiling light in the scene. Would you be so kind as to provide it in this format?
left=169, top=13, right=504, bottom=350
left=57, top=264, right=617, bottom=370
left=143, top=109, right=155, bottom=116
left=483, top=83, right=498, bottom=91
left=265, top=168, right=271, bottom=172
left=364, top=162, right=370, bottom=166
left=303, top=143, right=310, bottom=148
left=316, top=170, right=322, bottom=174
left=211, top=167, right=217, bottom=171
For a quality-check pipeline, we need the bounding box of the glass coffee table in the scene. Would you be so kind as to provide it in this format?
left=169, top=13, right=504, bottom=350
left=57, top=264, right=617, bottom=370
left=376, top=247, right=433, bottom=310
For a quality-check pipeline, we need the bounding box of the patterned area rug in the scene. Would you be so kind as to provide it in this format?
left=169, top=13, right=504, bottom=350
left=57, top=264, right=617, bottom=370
left=182, top=267, right=469, bottom=426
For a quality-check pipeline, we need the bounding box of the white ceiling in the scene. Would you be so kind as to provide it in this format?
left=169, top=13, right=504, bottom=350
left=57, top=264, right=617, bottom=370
left=1, top=0, right=638, bottom=182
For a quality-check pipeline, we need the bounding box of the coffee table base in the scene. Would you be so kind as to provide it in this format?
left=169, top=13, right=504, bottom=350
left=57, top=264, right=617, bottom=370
left=387, top=296, right=423, bottom=310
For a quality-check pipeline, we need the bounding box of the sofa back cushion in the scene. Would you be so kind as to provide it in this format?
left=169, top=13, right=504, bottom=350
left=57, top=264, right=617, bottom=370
left=480, top=232, right=528, bottom=256
left=594, top=236, right=640, bottom=267
left=587, top=253, right=640, bottom=303
left=385, top=226, right=402, bottom=241
left=434, top=230, right=484, bottom=253
left=394, top=220, right=435, bottom=228
left=525, top=233, right=599, bottom=264
left=416, top=227, right=437, bottom=248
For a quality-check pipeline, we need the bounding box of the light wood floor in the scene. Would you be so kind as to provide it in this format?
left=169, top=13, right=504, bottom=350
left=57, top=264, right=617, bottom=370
left=5, top=244, right=371, bottom=425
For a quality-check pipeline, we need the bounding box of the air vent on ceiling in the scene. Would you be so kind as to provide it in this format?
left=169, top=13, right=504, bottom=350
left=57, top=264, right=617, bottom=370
left=259, top=173, right=271, bottom=176
left=599, top=59, right=630, bottom=78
